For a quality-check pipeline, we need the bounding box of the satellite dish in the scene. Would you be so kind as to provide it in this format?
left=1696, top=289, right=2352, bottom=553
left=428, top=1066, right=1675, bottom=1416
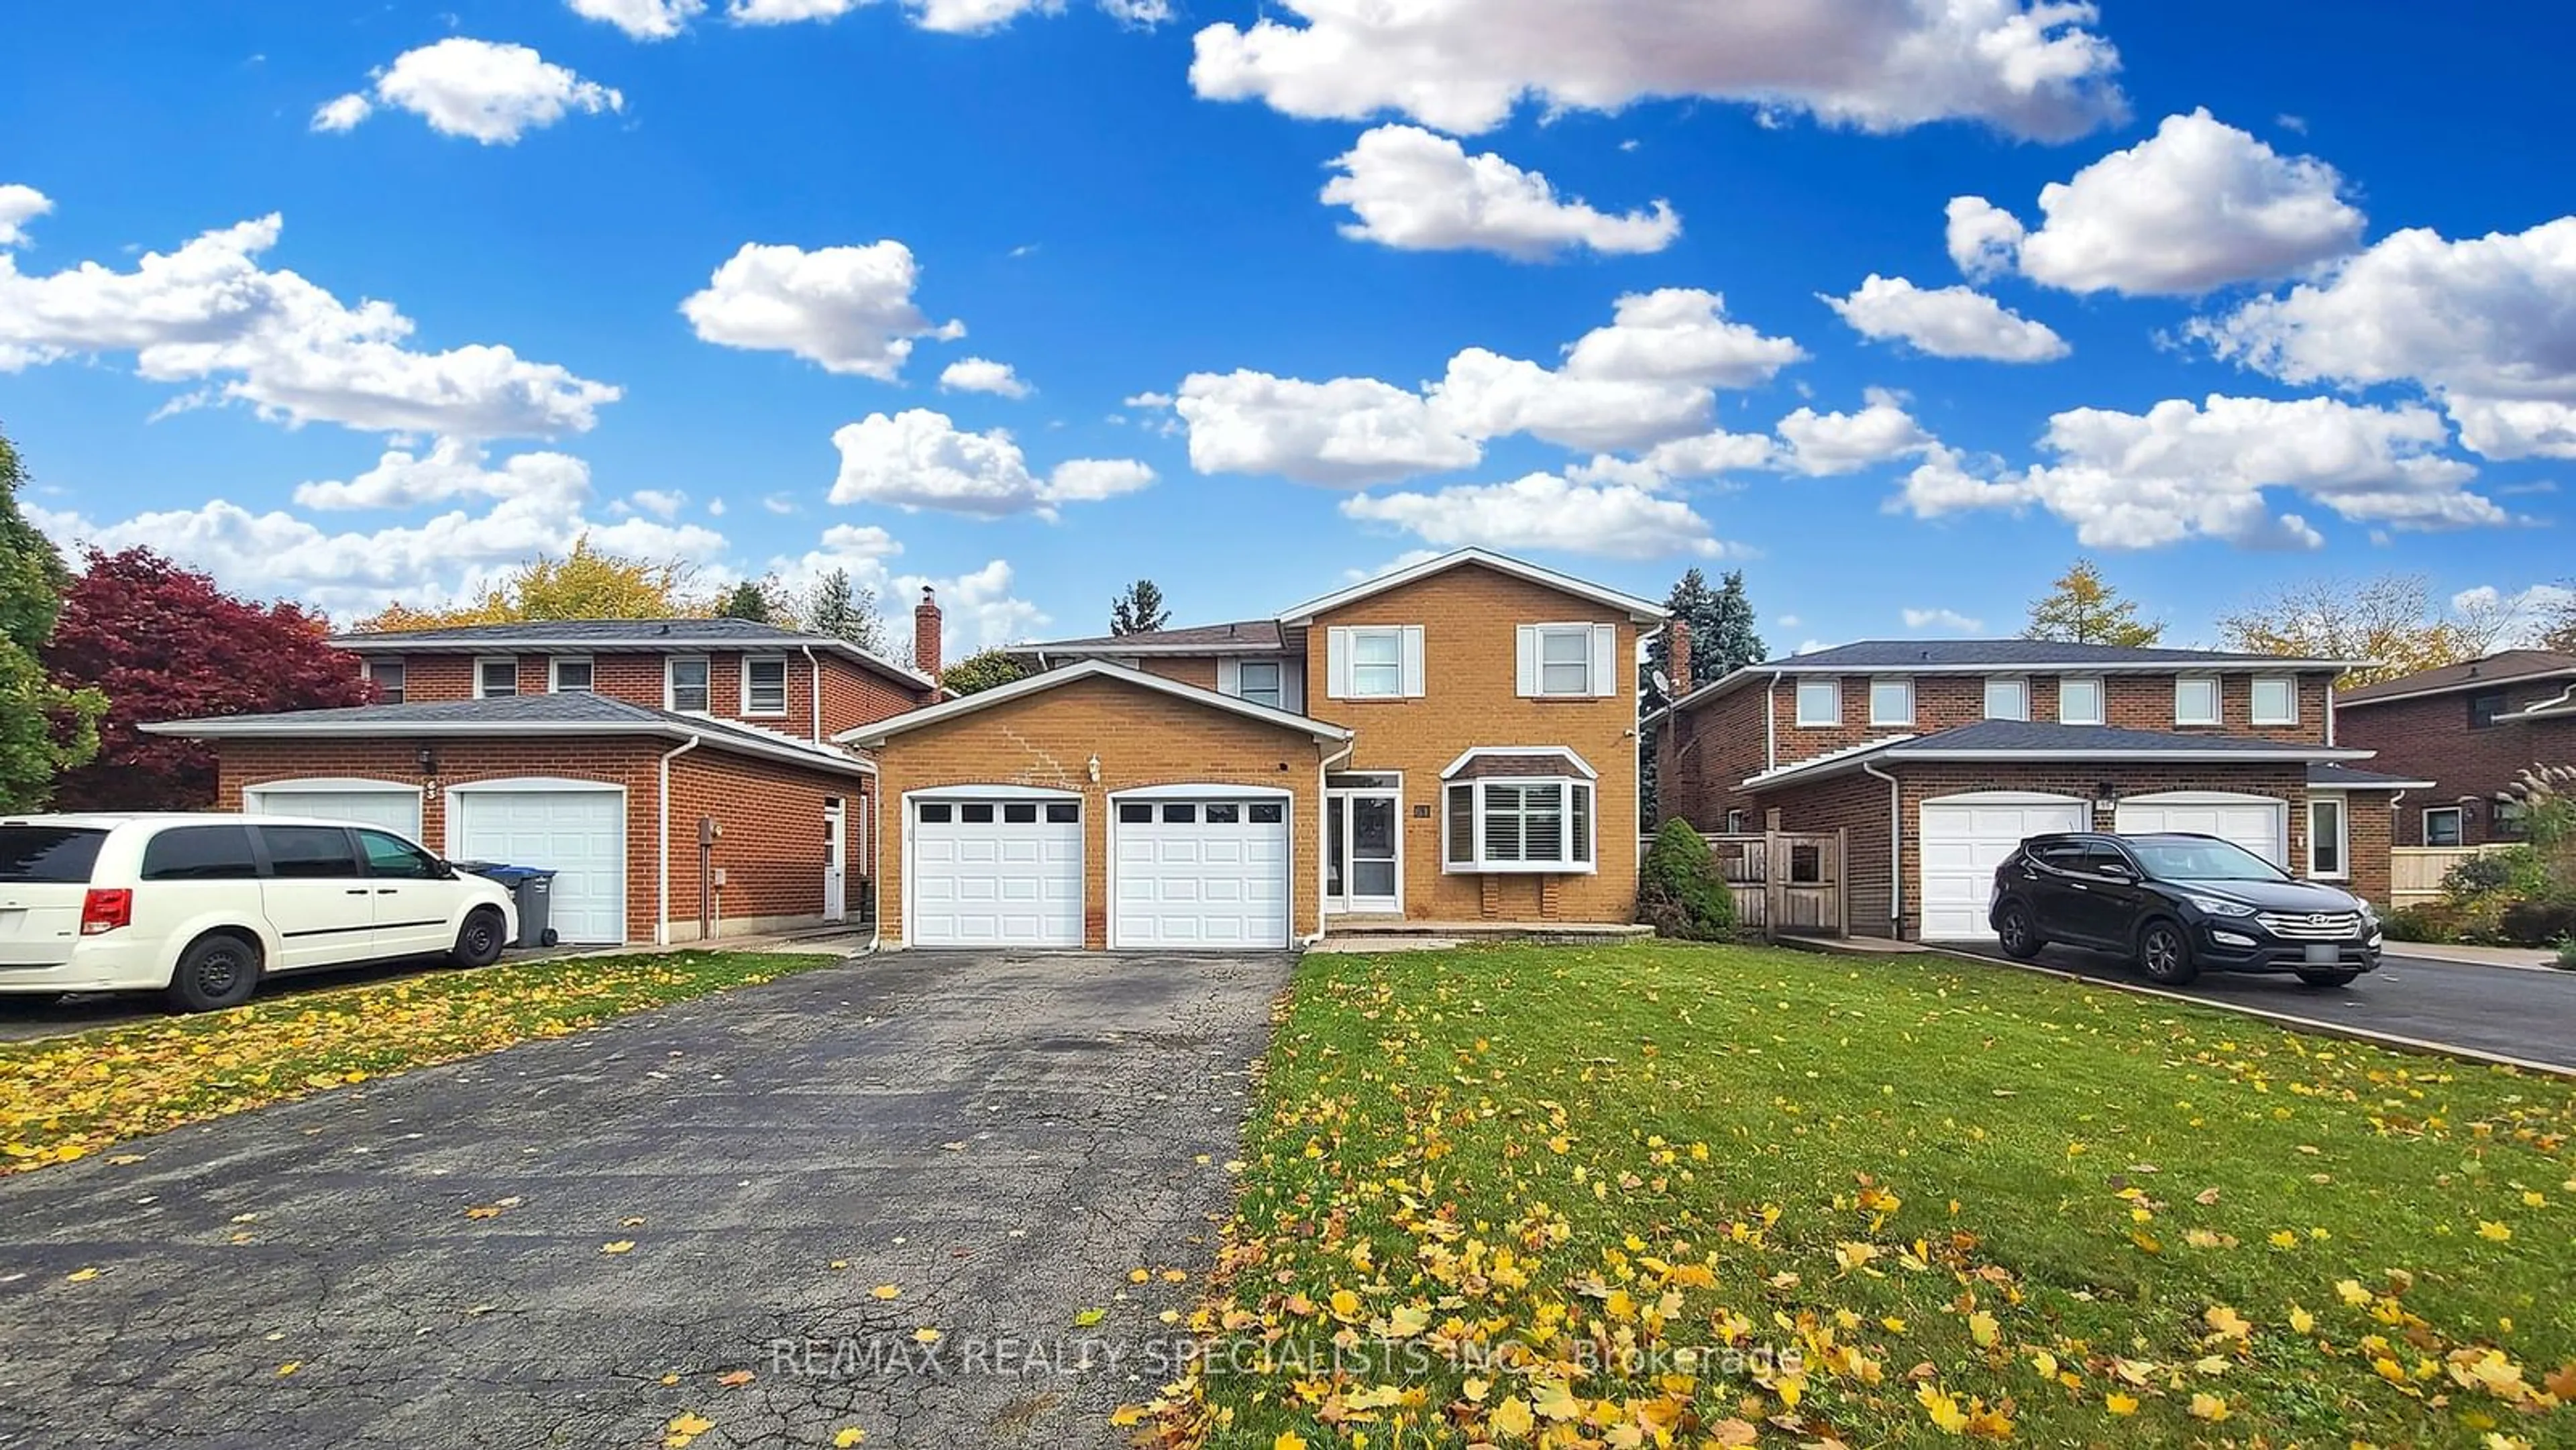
left=1650, top=669, right=1673, bottom=695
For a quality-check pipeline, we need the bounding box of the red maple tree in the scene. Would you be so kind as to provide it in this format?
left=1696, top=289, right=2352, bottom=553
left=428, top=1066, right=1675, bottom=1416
left=44, top=547, right=378, bottom=810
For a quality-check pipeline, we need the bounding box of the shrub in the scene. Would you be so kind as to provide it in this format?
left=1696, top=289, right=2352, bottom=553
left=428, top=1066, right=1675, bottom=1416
left=2557, top=936, right=2576, bottom=971
left=2500, top=895, right=2576, bottom=948
left=1638, top=819, right=1736, bottom=941
left=2379, top=904, right=2459, bottom=944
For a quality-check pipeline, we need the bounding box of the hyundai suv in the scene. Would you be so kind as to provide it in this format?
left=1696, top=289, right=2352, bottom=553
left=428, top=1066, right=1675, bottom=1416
left=1988, top=832, right=2382, bottom=987
left=0, top=814, right=517, bottom=1013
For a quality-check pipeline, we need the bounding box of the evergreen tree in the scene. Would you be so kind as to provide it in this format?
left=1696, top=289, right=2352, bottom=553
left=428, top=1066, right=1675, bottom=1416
left=804, top=568, right=890, bottom=654
left=2023, top=559, right=2163, bottom=646
left=943, top=647, right=1032, bottom=696
left=0, top=426, right=106, bottom=810
left=716, top=579, right=772, bottom=622
left=1110, top=579, right=1170, bottom=635
left=1644, top=567, right=1766, bottom=691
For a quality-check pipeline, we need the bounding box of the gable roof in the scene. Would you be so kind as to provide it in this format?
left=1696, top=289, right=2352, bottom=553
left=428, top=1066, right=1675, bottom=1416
left=1743, top=719, right=2369, bottom=791
left=1277, top=548, right=1665, bottom=626
left=1005, top=620, right=1286, bottom=657
left=142, top=692, right=874, bottom=776
left=1650, top=638, right=2354, bottom=722
left=330, top=618, right=934, bottom=691
left=2334, top=649, right=2576, bottom=707
left=835, top=659, right=1354, bottom=747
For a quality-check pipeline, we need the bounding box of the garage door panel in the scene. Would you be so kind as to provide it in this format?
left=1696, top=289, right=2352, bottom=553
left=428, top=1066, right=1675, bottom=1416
left=2114, top=796, right=2286, bottom=866
left=1111, top=795, right=1291, bottom=950
left=1921, top=796, right=2089, bottom=942
left=451, top=788, right=625, bottom=946
left=246, top=787, right=423, bottom=844
left=912, top=799, right=1082, bottom=948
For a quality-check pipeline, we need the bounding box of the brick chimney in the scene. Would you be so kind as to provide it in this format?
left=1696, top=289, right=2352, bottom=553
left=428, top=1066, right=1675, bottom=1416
left=912, top=586, right=943, bottom=679
left=1668, top=620, right=1693, bottom=696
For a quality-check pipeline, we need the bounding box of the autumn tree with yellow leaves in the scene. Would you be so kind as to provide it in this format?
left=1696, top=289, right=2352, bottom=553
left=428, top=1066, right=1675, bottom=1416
left=354, top=538, right=709, bottom=632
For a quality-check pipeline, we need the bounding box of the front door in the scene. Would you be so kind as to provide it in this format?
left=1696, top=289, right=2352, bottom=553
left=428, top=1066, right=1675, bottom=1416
left=1325, top=789, right=1401, bottom=915
left=823, top=798, right=847, bottom=924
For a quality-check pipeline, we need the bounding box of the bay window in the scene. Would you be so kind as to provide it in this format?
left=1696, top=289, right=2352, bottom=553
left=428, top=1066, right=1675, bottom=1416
left=1442, top=779, right=1595, bottom=873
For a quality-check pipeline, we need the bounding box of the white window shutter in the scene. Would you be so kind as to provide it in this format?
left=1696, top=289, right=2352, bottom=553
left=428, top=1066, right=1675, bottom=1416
left=1400, top=625, right=1426, bottom=698
left=1283, top=663, right=1305, bottom=714
left=1326, top=628, right=1350, bottom=699
left=1515, top=625, right=1538, bottom=697
left=1589, top=623, right=1617, bottom=697
left=1216, top=657, right=1240, bottom=697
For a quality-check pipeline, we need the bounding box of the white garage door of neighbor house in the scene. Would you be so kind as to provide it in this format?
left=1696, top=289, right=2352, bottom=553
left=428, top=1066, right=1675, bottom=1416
left=1112, top=795, right=1291, bottom=950
left=2114, top=793, right=2288, bottom=867
left=1919, top=794, right=2091, bottom=941
left=910, top=796, right=1083, bottom=948
left=244, top=783, right=424, bottom=844
left=449, top=785, right=627, bottom=945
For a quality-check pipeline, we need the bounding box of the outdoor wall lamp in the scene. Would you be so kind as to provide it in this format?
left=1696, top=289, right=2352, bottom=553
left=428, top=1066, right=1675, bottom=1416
left=2091, top=781, right=2118, bottom=810
left=417, top=744, right=439, bottom=777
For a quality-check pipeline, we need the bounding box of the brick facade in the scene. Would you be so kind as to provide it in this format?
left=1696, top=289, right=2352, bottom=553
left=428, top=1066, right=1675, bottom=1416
left=348, top=647, right=929, bottom=742
left=2335, top=685, right=2576, bottom=845
left=870, top=673, right=1335, bottom=948
left=217, top=736, right=871, bottom=944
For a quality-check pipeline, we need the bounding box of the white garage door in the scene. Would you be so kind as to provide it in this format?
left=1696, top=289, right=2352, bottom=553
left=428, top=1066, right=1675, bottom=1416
left=910, top=795, right=1083, bottom=948
left=1919, top=793, right=2090, bottom=941
left=244, top=782, right=423, bottom=844
left=2115, top=793, right=2288, bottom=867
left=1112, top=794, right=1291, bottom=950
left=449, top=785, right=627, bottom=944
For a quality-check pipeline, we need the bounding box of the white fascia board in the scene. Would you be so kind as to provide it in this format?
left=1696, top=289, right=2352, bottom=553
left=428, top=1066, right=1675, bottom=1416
left=839, top=659, right=1352, bottom=746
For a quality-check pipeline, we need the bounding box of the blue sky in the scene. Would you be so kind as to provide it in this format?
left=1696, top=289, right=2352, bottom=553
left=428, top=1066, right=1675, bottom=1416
left=2, top=1, right=2569, bottom=658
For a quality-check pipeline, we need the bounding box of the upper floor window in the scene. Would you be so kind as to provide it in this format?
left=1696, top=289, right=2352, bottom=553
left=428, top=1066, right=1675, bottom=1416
left=667, top=655, right=711, bottom=713
left=2468, top=690, right=2508, bottom=730
left=1514, top=623, right=1612, bottom=700
left=2057, top=675, right=2104, bottom=726
left=366, top=659, right=406, bottom=705
left=551, top=657, right=594, bottom=693
left=475, top=657, right=519, bottom=700
left=1351, top=628, right=1402, bottom=696
left=743, top=657, right=788, bottom=716
left=2175, top=675, right=2220, bottom=726
left=1868, top=677, right=1913, bottom=727
left=1794, top=677, right=1841, bottom=727
left=1236, top=659, right=1283, bottom=708
left=2249, top=675, right=2298, bottom=726
left=1983, top=676, right=2029, bottom=721
left=1327, top=625, right=1421, bottom=700
left=2423, top=806, right=2464, bottom=847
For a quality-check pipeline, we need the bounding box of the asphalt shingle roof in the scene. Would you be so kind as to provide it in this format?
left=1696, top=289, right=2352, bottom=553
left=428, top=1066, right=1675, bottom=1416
left=2307, top=763, right=2434, bottom=789
left=1010, top=620, right=1285, bottom=654
left=331, top=618, right=849, bottom=647
left=1900, top=720, right=2337, bottom=753
left=151, top=693, right=867, bottom=771
left=2336, top=649, right=2576, bottom=704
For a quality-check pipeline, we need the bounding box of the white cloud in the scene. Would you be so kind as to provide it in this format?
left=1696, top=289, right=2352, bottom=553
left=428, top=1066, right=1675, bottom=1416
left=2191, top=217, right=2576, bottom=460
left=31, top=453, right=724, bottom=621
left=1341, top=471, right=1731, bottom=559
left=627, top=488, right=688, bottom=519
left=0, top=185, right=50, bottom=248
left=1175, top=371, right=1481, bottom=486
left=568, top=0, right=708, bottom=40
left=2452, top=583, right=2576, bottom=649
left=826, top=408, right=1152, bottom=518
left=309, top=93, right=373, bottom=133
left=1320, top=124, right=1679, bottom=260
left=321, top=39, right=625, bottom=146
left=1774, top=388, right=1934, bottom=475
left=0, top=205, right=619, bottom=437
left=1122, top=390, right=1173, bottom=409
left=1948, top=109, right=2364, bottom=296
left=1901, top=606, right=1984, bottom=633
left=1339, top=547, right=1446, bottom=583
left=938, top=356, right=1031, bottom=398
left=1566, top=427, right=1779, bottom=489
left=681, top=239, right=963, bottom=380
left=1190, top=0, right=2125, bottom=140
left=1897, top=394, right=2500, bottom=549
left=1776, top=614, right=1802, bottom=628
left=292, top=438, right=591, bottom=510
left=903, top=558, right=1047, bottom=653
left=725, top=0, right=1157, bottom=34
left=729, top=0, right=867, bottom=20
left=1821, top=273, right=2068, bottom=362
left=706, top=497, right=728, bottom=517
left=761, top=493, right=800, bottom=514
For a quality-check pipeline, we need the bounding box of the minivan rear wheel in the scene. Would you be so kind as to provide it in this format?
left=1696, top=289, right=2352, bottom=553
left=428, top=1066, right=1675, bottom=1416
left=450, top=907, right=508, bottom=968
left=2136, top=919, right=2198, bottom=987
left=164, top=933, right=264, bottom=1014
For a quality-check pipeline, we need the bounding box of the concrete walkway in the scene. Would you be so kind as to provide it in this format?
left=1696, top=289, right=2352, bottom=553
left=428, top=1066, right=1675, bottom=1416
left=2373, top=940, right=2565, bottom=971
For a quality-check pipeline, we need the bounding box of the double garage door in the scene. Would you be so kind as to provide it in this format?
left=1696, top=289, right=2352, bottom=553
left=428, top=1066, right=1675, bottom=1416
left=908, top=789, right=1289, bottom=950
left=1919, top=790, right=2290, bottom=942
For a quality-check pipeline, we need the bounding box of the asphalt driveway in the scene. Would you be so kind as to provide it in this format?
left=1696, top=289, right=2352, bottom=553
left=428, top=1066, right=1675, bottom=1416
left=0, top=949, right=1294, bottom=1449
left=1937, top=941, right=2576, bottom=1071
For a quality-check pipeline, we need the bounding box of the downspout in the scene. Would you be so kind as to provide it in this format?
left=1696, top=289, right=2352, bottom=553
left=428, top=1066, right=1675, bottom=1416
left=1764, top=671, right=1784, bottom=775
left=1862, top=759, right=1902, bottom=933
left=1309, top=737, right=1357, bottom=947
left=801, top=645, right=823, bottom=742
left=865, top=771, right=883, bottom=953
left=655, top=735, right=702, bottom=946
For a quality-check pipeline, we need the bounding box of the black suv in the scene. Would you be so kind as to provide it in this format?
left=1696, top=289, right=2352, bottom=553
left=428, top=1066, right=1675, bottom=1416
left=1988, top=832, right=2383, bottom=987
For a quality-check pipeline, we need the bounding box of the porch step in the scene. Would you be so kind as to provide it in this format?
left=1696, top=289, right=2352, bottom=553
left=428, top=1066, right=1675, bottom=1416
left=1318, top=917, right=1655, bottom=946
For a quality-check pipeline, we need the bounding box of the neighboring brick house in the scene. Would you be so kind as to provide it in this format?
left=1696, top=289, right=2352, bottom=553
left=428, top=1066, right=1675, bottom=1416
left=149, top=618, right=939, bottom=946
left=2332, top=651, right=2576, bottom=846
left=850, top=549, right=1662, bottom=948
left=1649, top=640, right=2426, bottom=942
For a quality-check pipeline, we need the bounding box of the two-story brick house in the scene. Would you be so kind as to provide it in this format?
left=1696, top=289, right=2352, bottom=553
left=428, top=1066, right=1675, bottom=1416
left=844, top=549, right=1661, bottom=949
left=148, top=618, right=941, bottom=946
left=1650, top=639, right=2429, bottom=942
left=2332, top=650, right=2576, bottom=846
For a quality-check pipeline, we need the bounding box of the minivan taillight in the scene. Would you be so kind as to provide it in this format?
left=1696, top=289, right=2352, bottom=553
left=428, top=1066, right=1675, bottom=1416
left=80, top=889, right=132, bottom=936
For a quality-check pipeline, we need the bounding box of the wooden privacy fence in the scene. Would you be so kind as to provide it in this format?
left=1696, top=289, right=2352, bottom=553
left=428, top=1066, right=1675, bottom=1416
left=1642, top=829, right=1847, bottom=939
left=2390, top=844, right=2508, bottom=908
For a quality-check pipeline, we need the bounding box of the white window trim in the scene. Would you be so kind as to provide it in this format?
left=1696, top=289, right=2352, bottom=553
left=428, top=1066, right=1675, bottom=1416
left=474, top=656, right=519, bottom=700
left=2174, top=674, right=2222, bottom=727
left=549, top=655, right=595, bottom=693
left=1794, top=677, right=1843, bottom=728
left=2421, top=805, right=2465, bottom=847
left=1344, top=625, right=1409, bottom=699
left=741, top=655, right=790, bottom=717
left=665, top=655, right=712, bottom=714
left=1983, top=675, right=2029, bottom=722
left=2307, top=793, right=2348, bottom=879
left=2250, top=673, right=2299, bottom=726
left=1441, top=776, right=1598, bottom=875
left=1234, top=658, right=1285, bottom=708
left=2056, top=675, right=2105, bottom=726
left=1529, top=622, right=1598, bottom=699
left=1867, top=676, right=1913, bottom=727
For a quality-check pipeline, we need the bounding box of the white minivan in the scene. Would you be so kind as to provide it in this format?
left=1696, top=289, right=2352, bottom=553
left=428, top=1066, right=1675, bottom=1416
left=0, top=814, right=519, bottom=1013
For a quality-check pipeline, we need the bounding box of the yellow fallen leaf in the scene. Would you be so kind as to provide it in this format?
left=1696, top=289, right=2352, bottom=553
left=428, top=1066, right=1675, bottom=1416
left=871, top=1284, right=902, bottom=1300
left=2289, top=1304, right=2316, bottom=1334
left=717, top=1370, right=754, bottom=1388
left=913, top=1327, right=941, bottom=1344
left=602, top=1241, right=635, bottom=1255
left=833, top=1430, right=865, bottom=1449
left=64, top=1268, right=98, bottom=1283
left=2104, top=1392, right=2138, bottom=1416
left=1273, top=1434, right=1308, bottom=1450
left=276, top=1361, right=300, bottom=1378
left=2477, top=1221, right=2512, bottom=1241
left=1487, top=1396, right=1536, bottom=1439
left=2189, top=1392, right=2231, bottom=1423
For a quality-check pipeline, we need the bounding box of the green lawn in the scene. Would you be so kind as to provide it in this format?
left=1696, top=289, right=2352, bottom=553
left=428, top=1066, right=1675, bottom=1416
left=0, top=950, right=839, bottom=1172
left=1136, top=942, right=2573, bottom=1448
